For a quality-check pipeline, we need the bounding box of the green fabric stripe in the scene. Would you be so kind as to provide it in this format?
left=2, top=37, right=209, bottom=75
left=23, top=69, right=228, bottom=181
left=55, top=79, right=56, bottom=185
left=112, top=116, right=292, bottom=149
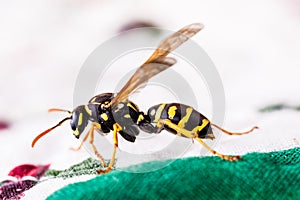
left=47, top=148, right=300, bottom=200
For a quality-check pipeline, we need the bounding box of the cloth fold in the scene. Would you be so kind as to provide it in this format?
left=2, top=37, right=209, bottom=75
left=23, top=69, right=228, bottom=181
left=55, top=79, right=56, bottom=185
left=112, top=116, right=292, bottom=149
left=47, top=148, right=300, bottom=200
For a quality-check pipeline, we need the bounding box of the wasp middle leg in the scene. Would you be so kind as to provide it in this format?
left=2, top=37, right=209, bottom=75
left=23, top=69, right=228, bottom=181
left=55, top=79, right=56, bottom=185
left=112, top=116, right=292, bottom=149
left=97, top=123, right=121, bottom=174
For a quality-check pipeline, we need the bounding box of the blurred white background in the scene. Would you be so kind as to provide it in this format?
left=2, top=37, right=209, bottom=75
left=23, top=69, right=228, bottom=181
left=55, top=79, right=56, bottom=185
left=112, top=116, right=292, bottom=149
left=1, top=0, right=300, bottom=192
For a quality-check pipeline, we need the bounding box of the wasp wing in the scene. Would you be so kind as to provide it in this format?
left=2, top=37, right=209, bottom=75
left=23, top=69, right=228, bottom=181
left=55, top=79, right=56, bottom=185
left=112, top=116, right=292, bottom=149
left=145, top=23, right=204, bottom=63
left=108, top=57, right=176, bottom=107
left=108, top=23, right=203, bottom=107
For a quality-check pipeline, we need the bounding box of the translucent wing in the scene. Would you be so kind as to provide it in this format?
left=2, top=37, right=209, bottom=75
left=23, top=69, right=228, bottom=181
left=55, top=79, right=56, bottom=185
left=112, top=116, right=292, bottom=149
left=108, top=57, right=176, bottom=107
left=145, top=23, right=204, bottom=63
left=108, top=23, right=204, bottom=107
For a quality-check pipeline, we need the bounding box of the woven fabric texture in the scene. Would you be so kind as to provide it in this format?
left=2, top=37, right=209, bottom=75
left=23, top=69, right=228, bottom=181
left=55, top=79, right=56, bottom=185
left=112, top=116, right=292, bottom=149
left=47, top=148, right=300, bottom=200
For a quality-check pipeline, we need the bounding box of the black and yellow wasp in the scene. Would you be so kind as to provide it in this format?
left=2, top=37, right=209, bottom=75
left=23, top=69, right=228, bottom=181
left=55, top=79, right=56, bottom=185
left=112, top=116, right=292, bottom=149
left=32, top=23, right=258, bottom=173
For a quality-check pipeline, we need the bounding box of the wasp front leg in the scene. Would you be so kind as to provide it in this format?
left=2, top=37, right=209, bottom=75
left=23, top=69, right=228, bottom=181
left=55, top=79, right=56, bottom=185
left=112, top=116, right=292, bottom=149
left=69, top=130, right=90, bottom=151
left=97, top=123, right=121, bottom=174
left=157, top=119, right=240, bottom=161
left=69, top=122, right=107, bottom=167
left=89, top=123, right=108, bottom=167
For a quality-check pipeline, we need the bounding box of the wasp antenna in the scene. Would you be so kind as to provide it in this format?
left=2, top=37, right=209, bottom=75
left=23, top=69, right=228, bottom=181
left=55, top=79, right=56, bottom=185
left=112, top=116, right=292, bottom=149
left=32, top=117, right=72, bottom=148
left=211, top=123, right=258, bottom=136
left=48, top=108, right=71, bottom=114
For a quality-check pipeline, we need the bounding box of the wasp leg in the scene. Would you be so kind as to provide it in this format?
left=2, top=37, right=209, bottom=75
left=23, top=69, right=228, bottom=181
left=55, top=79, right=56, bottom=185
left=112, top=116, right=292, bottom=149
left=193, top=137, right=240, bottom=161
left=69, top=130, right=90, bottom=151
left=211, top=123, right=258, bottom=136
left=139, top=122, right=162, bottom=133
left=138, top=114, right=162, bottom=133
left=97, top=123, right=121, bottom=174
left=88, top=123, right=107, bottom=167
left=157, top=119, right=240, bottom=161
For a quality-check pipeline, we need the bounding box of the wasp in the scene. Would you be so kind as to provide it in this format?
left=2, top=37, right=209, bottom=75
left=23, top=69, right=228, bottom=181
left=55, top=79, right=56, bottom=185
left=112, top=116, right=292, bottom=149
left=32, top=23, right=258, bottom=174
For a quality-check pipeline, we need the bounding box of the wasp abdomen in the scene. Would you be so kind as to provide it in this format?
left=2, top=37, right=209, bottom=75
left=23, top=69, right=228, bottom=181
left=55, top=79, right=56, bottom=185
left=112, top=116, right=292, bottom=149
left=147, top=103, right=214, bottom=139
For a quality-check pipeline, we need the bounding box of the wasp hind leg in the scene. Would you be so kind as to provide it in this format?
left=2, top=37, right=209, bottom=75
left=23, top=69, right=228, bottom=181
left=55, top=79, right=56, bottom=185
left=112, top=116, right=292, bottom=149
left=194, top=137, right=240, bottom=161
left=157, top=119, right=240, bottom=161
left=97, top=123, right=121, bottom=174
left=211, top=123, right=258, bottom=136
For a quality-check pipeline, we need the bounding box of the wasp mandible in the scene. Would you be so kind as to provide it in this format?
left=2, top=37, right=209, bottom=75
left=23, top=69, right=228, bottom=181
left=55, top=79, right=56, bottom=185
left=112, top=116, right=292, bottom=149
left=32, top=23, right=258, bottom=174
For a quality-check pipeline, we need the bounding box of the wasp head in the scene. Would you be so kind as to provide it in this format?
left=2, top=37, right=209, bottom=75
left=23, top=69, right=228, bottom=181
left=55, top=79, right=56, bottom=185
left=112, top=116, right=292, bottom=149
left=31, top=105, right=90, bottom=148
left=70, top=106, right=89, bottom=139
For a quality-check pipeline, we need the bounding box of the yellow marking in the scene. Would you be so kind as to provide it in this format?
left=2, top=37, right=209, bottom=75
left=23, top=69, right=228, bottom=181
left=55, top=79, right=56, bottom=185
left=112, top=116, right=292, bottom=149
left=101, top=113, right=108, bottom=121
left=105, top=101, right=109, bottom=105
left=116, top=103, right=124, bottom=111
left=127, top=102, right=138, bottom=111
left=168, top=106, right=177, bottom=119
left=154, top=104, right=166, bottom=123
left=178, top=107, right=193, bottom=128
left=94, top=123, right=101, bottom=130
left=74, top=129, right=80, bottom=136
left=157, top=121, right=163, bottom=128
left=124, top=114, right=131, bottom=118
left=90, top=96, right=97, bottom=102
left=150, top=109, right=155, bottom=116
left=90, top=102, right=101, bottom=105
left=78, top=113, right=83, bottom=126
left=160, top=119, right=195, bottom=138
left=137, top=114, right=144, bottom=122
left=192, top=119, right=210, bottom=133
left=85, top=105, right=92, bottom=116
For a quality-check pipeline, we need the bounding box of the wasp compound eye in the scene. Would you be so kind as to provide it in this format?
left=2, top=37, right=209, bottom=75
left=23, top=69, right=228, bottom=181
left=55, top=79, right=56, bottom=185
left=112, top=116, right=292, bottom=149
left=70, top=119, right=76, bottom=131
left=70, top=113, right=78, bottom=131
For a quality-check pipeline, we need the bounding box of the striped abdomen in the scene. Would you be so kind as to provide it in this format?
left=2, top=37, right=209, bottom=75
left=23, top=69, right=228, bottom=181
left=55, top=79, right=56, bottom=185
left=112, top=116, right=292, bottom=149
left=147, top=103, right=214, bottom=139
